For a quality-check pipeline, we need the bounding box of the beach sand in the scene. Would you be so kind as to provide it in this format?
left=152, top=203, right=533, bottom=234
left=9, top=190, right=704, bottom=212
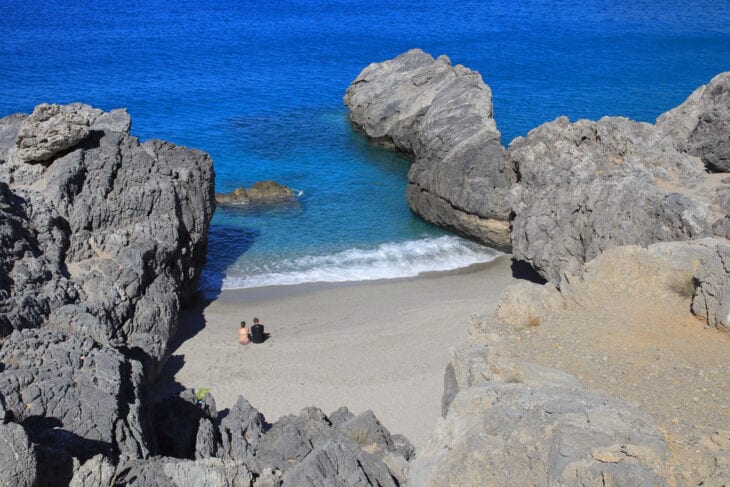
left=155, top=254, right=518, bottom=449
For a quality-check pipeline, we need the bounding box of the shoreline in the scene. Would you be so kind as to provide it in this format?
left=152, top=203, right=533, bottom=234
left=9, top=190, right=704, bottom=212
left=157, top=254, right=518, bottom=449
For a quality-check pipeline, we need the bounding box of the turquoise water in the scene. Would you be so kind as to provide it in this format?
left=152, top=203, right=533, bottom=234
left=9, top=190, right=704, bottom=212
left=1, top=1, right=729, bottom=289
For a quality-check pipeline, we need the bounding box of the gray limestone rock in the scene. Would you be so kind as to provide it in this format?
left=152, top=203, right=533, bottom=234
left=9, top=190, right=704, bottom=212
left=509, top=115, right=722, bottom=284
left=0, top=422, right=38, bottom=487
left=15, top=103, right=101, bottom=163
left=411, top=348, right=669, bottom=486
left=114, top=457, right=254, bottom=487
left=344, top=49, right=512, bottom=250
left=218, top=396, right=266, bottom=465
left=658, top=72, right=730, bottom=172
left=70, top=455, right=115, bottom=487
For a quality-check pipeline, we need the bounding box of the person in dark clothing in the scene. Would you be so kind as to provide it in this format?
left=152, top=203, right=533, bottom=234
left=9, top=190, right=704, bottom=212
left=250, top=317, right=266, bottom=344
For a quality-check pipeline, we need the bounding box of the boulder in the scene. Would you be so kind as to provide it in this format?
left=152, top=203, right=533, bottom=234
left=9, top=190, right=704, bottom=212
left=216, top=181, right=296, bottom=206
left=657, top=72, right=730, bottom=172
left=411, top=346, right=669, bottom=486
left=15, top=103, right=100, bottom=163
left=114, top=457, right=254, bottom=487
left=344, top=49, right=512, bottom=250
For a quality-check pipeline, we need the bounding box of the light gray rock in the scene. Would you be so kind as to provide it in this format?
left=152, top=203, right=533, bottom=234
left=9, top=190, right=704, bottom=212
left=657, top=72, right=730, bottom=172
left=509, top=115, right=722, bottom=284
left=412, top=347, right=669, bottom=486
left=195, top=418, right=218, bottom=460
left=114, top=457, right=254, bottom=487
left=344, top=49, right=512, bottom=250
left=218, top=396, right=266, bottom=465
left=0, top=422, right=38, bottom=487
left=70, top=455, right=115, bottom=487
left=15, top=103, right=100, bottom=163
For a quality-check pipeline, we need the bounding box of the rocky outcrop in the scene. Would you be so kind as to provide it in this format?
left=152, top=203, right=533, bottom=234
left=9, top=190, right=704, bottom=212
left=657, top=72, right=730, bottom=172
left=215, top=181, right=297, bottom=206
left=344, top=49, right=512, bottom=250
left=508, top=115, right=725, bottom=284
left=346, top=52, right=729, bottom=285
left=411, top=341, right=669, bottom=486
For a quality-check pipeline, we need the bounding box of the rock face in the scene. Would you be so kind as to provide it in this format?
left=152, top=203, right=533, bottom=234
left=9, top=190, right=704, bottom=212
left=411, top=342, right=669, bottom=486
left=215, top=180, right=297, bottom=206
left=344, top=49, right=512, bottom=250
left=346, top=51, right=730, bottom=285
left=657, top=72, right=730, bottom=172
left=508, top=115, right=724, bottom=284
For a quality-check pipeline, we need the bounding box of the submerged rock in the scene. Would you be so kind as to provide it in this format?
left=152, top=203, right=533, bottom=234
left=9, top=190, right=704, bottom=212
left=344, top=49, right=512, bottom=250
left=216, top=181, right=297, bottom=206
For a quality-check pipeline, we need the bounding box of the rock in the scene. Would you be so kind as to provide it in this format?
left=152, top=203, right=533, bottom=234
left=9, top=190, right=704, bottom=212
left=114, top=457, right=254, bottom=487
left=658, top=72, right=730, bottom=172
left=69, top=455, right=115, bottom=487
left=495, top=281, right=562, bottom=328
left=216, top=181, right=296, bottom=206
left=509, top=115, right=723, bottom=284
left=153, top=391, right=206, bottom=459
left=411, top=346, right=669, bottom=486
left=195, top=418, right=218, bottom=460
left=328, top=406, right=355, bottom=427
left=0, top=103, right=216, bottom=376
left=0, top=422, right=38, bottom=487
left=218, top=396, right=266, bottom=465
left=15, top=103, right=101, bottom=163
left=0, top=328, right=150, bottom=478
left=337, top=410, right=396, bottom=459
left=344, top=49, right=512, bottom=250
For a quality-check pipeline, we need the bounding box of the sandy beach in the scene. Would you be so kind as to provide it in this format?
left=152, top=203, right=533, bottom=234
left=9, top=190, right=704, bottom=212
left=155, top=254, right=518, bottom=449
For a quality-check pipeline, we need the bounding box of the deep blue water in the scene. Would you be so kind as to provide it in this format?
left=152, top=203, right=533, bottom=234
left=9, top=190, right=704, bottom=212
left=2, top=0, right=729, bottom=288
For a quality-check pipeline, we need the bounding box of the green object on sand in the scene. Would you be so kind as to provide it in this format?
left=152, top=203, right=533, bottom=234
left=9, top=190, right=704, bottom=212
left=195, top=388, right=210, bottom=401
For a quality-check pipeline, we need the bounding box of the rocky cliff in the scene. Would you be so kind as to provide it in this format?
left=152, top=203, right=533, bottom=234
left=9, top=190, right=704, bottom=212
left=0, top=103, right=411, bottom=486
left=345, top=51, right=730, bottom=285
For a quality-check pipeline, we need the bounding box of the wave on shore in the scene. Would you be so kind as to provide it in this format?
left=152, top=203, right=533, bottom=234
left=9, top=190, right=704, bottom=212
left=199, top=235, right=501, bottom=290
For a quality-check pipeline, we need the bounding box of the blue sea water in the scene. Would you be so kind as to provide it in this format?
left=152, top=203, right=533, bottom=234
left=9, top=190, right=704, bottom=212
left=1, top=0, right=729, bottom=289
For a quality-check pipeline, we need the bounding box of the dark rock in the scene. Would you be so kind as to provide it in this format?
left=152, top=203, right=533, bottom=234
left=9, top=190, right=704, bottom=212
left=0, top=422, right=38, bottom=487
left=658, top=72, right=730, bottom=172
left=153, top=391, right=205, bottom=459
left=344, top=49, right=512, bottom=250
left=216, top=181, right=296, bottom=206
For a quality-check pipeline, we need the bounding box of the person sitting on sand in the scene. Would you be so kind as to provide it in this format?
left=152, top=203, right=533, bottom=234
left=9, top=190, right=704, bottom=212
left=238, top=321, right=250, bottom=345
left=251, top=317, right=265, bottom=344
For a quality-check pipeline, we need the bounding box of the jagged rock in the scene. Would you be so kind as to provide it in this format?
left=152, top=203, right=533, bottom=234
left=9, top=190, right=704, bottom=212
left=195, top=418, right=218, bottom=460
left=344, top=49, right=512, bottom=250
left=216, top=181, right=296, bottom=205
left=509, top=115, right=723, bottom=284
left=0, top=422, right=38, bottom=487
left=114, top=457, right=254, bottom=487
left=412, top=346, right=669, bottom=486
left=337, top=410, right=396, bottom=459
left=328, top=406, right=355, bottom=427
left=0, top=103, right=216, bottom=376
left=658, top=72, right=730, bottom=172
left=218, top=396, right=266, bottom=465
left=69, top=455, right=115, bottom=487
left=153, top=390, right=207, bottom=459
left=0, top=328, right=150, bottom=482
left=15, top=103, right=100, bottom=163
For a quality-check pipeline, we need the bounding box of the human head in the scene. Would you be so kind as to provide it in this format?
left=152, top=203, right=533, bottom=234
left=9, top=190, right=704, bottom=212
left=253, top=317, right=260, bottom=324
left=240, top=321, right=246, bottom=328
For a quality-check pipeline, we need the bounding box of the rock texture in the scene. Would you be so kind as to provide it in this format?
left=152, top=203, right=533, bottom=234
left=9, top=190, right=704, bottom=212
left=346, top=51, right=730, bottom=285
left=215, top=181, right=297, bottom=206
left=508, top=115, right=725, bottom=284
left=657, top=72, right=730, bottom=172
left=411, top=341, right=669, bottom=486
left=344, top=49, right=512, bottom=250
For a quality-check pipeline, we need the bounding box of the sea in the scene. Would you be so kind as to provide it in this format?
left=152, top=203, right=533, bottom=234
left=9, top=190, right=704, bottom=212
left=1, top=0, right=729, bottom=291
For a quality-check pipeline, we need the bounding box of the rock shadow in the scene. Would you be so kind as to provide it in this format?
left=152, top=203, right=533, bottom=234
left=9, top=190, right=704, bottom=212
left=511, top=259, right=547, bottom=284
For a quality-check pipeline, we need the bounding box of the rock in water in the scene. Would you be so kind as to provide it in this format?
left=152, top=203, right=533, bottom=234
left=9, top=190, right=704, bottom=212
left=216, top=180, right=297, bottom=205
left=344, top=49, right=512, bottom=250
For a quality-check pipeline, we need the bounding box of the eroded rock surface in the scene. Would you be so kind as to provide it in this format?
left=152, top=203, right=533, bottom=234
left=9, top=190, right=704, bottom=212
left=344, top=49, right=512, bottom=250
left=216, top=181, right=297, bottom=206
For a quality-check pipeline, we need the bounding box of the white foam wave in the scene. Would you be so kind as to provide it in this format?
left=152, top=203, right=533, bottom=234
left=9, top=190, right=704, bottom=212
left=202, top=235, right=501, bottom=290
